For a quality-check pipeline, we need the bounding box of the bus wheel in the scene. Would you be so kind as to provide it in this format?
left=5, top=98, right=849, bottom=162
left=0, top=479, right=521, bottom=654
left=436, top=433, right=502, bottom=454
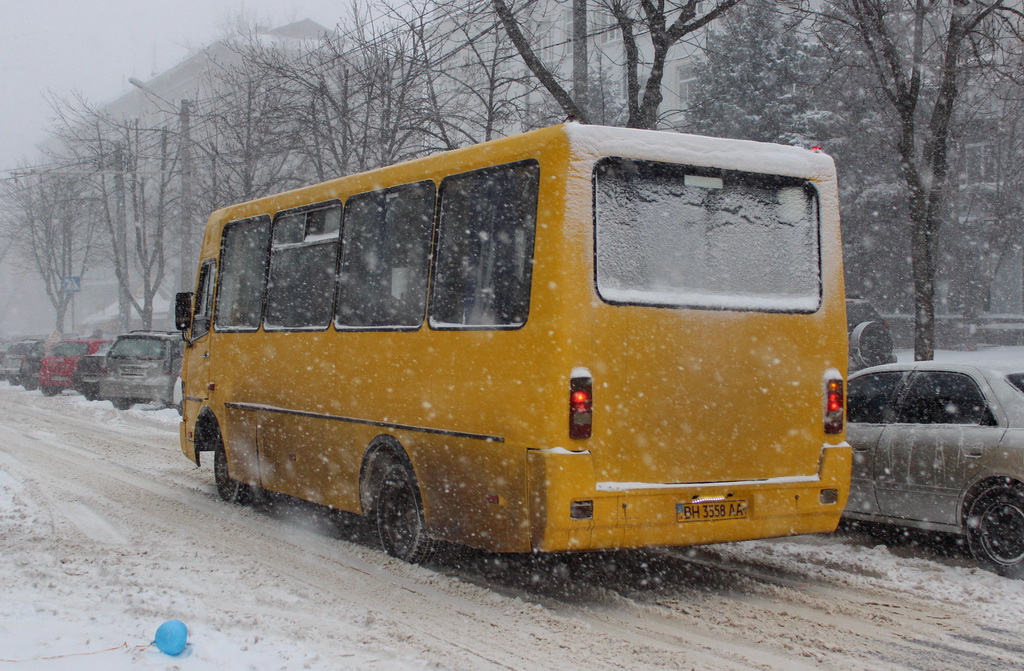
left=375, top=463, right=436, bottom=563
left=967, top=483, right=1024, bottom=578
left=213, top=442, right=251, bottom=505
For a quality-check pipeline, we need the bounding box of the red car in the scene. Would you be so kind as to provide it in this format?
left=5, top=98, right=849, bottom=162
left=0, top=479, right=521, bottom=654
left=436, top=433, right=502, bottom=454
left=38, top=339, right=113, bottom=396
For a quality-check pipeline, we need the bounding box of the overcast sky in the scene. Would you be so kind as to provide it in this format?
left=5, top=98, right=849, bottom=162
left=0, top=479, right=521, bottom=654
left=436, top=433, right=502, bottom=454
left=0, top=0, right=349, bottom=171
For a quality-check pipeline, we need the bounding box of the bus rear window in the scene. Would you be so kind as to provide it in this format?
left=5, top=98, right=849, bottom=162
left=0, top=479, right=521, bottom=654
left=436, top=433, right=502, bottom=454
left=594, top=157, right=821, bottom=312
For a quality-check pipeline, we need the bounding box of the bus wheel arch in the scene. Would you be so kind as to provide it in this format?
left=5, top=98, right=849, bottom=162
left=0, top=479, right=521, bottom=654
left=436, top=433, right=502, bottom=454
left=192, top=407, right=222, bottom=467
left=360, top=436, right=436, bottom=563
left=196, top=409, right=252, bottom=506
left=359, top=436, right=407, bottom=517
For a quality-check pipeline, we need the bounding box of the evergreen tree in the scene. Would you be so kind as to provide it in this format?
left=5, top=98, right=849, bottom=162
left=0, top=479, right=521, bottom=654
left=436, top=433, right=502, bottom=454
left=688, top=0, right=834, bottom=146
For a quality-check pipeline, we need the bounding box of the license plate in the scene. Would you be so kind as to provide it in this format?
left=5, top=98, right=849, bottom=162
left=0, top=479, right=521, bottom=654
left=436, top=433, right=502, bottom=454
left=677, top=500, right=748, bottom=523
left=51, top=375, right=69, bottom=382
left=121, top=367, right=144, bottom=377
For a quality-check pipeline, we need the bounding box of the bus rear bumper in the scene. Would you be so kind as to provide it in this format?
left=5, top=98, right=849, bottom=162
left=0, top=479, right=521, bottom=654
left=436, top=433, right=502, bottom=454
left=526, top=443, right=852, bottom=553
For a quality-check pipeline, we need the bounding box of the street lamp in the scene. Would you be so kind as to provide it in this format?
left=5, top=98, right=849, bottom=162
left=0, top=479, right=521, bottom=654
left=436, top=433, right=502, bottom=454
left=128, top=78, right=195, bottom=293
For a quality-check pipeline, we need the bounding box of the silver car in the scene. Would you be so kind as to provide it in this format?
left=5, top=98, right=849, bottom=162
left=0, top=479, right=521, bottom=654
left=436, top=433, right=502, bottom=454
left=845, top=360, right=1024, bottom=576
left=99, top=332, right=184, bottom=410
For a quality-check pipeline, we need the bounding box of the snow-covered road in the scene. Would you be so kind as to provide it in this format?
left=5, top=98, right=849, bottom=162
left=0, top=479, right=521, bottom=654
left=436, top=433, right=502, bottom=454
left=1, top=382, right=1022, bottom=670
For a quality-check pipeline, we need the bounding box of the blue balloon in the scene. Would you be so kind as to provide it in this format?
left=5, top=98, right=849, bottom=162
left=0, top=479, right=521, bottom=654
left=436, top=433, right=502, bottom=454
left=154, top=619, right=188, bottom=656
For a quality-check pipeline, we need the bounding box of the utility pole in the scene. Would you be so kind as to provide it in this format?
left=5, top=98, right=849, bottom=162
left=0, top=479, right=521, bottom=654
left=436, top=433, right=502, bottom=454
left=113, top=142, right=130, bottom=333
left=178, top=98, right=194, bottom=292
left=572, top=0, right=588, bottom=121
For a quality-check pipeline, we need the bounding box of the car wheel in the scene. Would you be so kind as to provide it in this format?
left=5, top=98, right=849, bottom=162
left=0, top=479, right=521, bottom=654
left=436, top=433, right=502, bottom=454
left=82, top=385, right=99, bottom=401
left=21, top=375, right=38, bottom=391
left=967, top=484, right=1024, bottom=578
left=213, top=441, right=252, bottom=505
left=374, top=462, right=436, bottom=563
left=40, top=385, right=59, bottom=397
left=111, top=398, right=134, bottom=410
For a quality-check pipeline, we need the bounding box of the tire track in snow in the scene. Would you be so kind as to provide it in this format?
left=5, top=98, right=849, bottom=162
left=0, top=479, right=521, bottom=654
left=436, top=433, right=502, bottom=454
left=2, top=385, right=1023, bottom=670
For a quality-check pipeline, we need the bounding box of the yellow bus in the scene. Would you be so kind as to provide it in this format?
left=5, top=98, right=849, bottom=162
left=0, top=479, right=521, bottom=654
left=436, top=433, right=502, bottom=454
left=175, top=123, right=851, bottom=562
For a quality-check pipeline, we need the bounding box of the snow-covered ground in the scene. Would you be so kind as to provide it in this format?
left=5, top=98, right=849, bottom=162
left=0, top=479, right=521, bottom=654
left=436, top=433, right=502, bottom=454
left=2, top=350, right=1024, bottom=670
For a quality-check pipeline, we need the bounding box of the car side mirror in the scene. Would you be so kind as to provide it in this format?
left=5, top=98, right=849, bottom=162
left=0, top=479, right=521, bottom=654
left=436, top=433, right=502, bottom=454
left=175, top=292, right=194, bottom=332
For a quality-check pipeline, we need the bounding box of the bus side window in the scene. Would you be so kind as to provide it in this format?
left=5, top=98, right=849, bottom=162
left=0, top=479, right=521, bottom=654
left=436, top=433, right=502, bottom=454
left=215, top=216, right=271, bottom=331
left=265, top=204, right=341, bottom=330
left=193, top=260, right=217, bottom=339
left=335, top=181, right=435, bottom=329
left=430, top=160, right=539, bottom=329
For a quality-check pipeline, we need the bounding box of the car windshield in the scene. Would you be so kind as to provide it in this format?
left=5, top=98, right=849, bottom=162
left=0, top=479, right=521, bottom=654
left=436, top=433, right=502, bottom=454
left=109, top=338, right=166, bottom=360
left=52, top=342, right=89, bottom=357
left=7, top=343, right=32, bottom=355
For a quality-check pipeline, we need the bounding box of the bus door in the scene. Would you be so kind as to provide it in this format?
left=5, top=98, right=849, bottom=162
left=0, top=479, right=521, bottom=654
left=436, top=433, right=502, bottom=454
left=181, top=258, right=216, bottom=464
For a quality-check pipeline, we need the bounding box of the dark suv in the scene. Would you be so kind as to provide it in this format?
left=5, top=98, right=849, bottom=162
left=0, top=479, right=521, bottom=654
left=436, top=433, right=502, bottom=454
left=100, top=332, right=184, bottom=410
left=72, top=340, right=115, bottom=401
left=846, top=298, right=897, bottom=372
left=1, top=340, right=45, bottom=389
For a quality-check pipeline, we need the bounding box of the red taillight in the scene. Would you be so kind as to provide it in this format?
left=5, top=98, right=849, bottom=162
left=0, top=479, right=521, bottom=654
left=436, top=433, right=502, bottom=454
left=825, top=376, right=844, bottom=434
left=570, top=390, right=591, bottom=413
left=569, top=372, right=593, bottom=440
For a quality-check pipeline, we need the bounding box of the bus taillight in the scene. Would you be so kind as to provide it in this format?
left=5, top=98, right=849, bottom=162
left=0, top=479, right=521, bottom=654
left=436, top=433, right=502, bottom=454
left=824, top=375, right=844, bottom=435
left=569, top=370, right=593, bottom=440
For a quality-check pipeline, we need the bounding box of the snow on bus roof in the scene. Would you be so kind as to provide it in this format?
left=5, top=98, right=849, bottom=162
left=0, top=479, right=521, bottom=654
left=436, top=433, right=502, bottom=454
left=563, top=123, right=836, bottom=181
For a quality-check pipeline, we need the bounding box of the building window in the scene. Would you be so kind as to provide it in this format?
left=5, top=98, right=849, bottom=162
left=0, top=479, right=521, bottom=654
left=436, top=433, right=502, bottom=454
left=677, top=62, right=697, bottom=107
left=964, top=142, right=997, bottom=185
left=594, top=12, right=618, bottom=44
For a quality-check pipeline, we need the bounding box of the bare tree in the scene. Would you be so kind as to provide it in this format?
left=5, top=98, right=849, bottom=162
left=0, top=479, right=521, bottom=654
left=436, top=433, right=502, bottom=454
left=491, top=0, right=745, bottom=128
left=945, top=80, right=1024, bottom=341
left=44, top=94, right=175, bottom=331
left=197, top=49, right=307, bottom=203
left=0, top=171, right=100, bottom=334
left=387, top=0, right=541, bottom=146
left=815, top=0, right=1023, bottom=360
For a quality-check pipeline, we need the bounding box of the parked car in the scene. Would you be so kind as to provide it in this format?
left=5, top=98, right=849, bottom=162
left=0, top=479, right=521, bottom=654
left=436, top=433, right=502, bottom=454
left=38, top=339, right=113, bottom=396
left=845, top=360, right=1024, bottom=576
left=0, top=340, right=21, bottom=381
left=1, top=340, right=45, bottom=389
left=0, top=341, right=16, bottom=376
left=846, top=298, right=897, bottom=372
left=71, top=340, right=115, bottom=401
left=100, top=331, right=184, bottom=410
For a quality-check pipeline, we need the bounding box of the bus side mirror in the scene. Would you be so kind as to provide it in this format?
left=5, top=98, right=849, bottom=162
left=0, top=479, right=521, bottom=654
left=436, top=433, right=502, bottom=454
left=175, top=292, right=194, bottom=332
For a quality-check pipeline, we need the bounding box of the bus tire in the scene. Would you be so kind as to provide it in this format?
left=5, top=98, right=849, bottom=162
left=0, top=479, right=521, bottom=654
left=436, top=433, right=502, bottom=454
left=966, top=482, right=1024, bottom=578
left=213, top=439, right=252, bottom=506
left=375, top=462, right=436, bottom=563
